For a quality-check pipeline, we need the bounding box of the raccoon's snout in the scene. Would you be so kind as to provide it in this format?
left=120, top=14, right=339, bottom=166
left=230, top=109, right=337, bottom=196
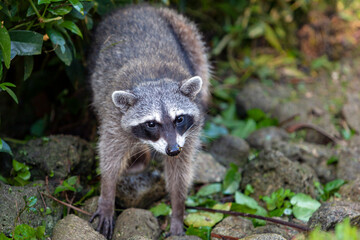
left=166, top=144, right=181, bottom=156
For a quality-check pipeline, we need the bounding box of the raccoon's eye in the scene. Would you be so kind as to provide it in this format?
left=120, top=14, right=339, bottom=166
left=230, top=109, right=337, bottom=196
left=175, top=115, right=184, bottom=125
left=146, top=121, right=157, bottom=128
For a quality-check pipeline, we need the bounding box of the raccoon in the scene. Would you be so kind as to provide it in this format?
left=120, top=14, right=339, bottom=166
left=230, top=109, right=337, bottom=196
left=88, top=5, right=210, bottom=238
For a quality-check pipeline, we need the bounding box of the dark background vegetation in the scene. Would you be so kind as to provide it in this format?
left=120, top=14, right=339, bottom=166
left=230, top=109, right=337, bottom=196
left=1, top=0, right=360, bottom=143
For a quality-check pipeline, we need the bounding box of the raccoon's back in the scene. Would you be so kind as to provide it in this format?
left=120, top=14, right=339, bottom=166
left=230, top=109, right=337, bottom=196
left=89, top=6, right=194, bottom=89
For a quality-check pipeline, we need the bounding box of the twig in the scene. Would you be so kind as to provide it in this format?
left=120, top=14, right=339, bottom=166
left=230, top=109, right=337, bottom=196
left=285, top=123, right=338, bottom=144
left=38, top=189, right=47, bottom=210
left=41, top=192, right=92, bottom=216
left=211, top=233, right=241, bottom=240
left=187, top=206, right=310, bottom=232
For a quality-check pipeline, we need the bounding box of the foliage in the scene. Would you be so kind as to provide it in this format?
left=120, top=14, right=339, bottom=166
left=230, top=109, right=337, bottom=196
left=0, top=159, right=32, bottom=186
left=314, top=179, right=346, bottom=201
left=54, top=175, right=82, bottom=194
left=308, top=218, right=360, bottom=240
left=261, top=188, right=295, bottom=217
left=149, top=203, right=171, bottom=217
left=0, top=224, right=45, bottom=240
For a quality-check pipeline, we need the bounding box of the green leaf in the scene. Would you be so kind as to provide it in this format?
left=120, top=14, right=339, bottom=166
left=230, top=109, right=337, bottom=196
left=66, top=176, right=78, bottom=186
left=0, top=138, right=13, bottom=156
left=9, top=30, right=43, bottom=57
left=150, top=203, right=171, bottom=217
left=0, top=24, right=11, bottom=68
left=27, top=196, right=37, bottom=207
left=221, top=102, right=236, bottom=121
left=235, top=191, right=259, bottom=209
left=24, top=56, right=34, bottom=81
left=3, top=86, right=18, bottom=104
left=291, top=193, right=321, bottom=222
left=264, top=23, right=283, bottom=52
left=13, top=224, right=36, bottom=239
left=54, top=184, right=76, bottom=194
left=0, top=232, right=11, bottom=240
left=60, top=21, right=83, bottom=38
left=247, top=108, right=266, bottom=122
left=222, top=163, right=241, bottom=194
left=248, top=22, right=265, bottom=39
left=54, top=42, right=73, bottom=66
left=231, top=119, right=257, bottom=139
left=18, top=170, right=31, bottom=181
left=69, top=0, right=84, bottom=15
left=324, top=179, right=346, bottom=194
left=47, top=28, right=66, bottom=53
left=184, top=203, right=229, bottom=228
left=48, top=5, right=72, bottom=15
left=327, top=156, right=339, bottom=165
left=13, top=159, right=26, bottom=172
left=185, top=226, right=211, bottom=240
left=196, top=183, right=222, bottom=197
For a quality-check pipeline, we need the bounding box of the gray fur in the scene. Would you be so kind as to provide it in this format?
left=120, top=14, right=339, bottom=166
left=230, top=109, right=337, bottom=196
left=89, top=5, right=210, bottom=238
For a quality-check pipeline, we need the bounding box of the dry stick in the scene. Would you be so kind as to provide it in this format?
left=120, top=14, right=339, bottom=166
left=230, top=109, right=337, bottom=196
left=285, top=123, right=338, bottom=145
left=187, top=206, right=310, bottom=232
left=41, top=192, right=92, bottom=216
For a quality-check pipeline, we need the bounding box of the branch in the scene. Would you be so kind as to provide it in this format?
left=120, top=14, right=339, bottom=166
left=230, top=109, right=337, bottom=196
left=186, top=206, right=310, bottom=232
left=41, top=192, right=92, bottom=216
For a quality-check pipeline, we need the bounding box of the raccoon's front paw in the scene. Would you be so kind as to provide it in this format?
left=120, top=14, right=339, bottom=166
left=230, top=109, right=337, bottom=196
left=169, top=220, right=185, bottom=236
left=90, top=208, right=115, bottom=240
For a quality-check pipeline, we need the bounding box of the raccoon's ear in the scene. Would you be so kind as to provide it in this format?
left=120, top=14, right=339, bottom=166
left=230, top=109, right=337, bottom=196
left=180, top=76, right=203, bottom=99
left=112, top=90, right=137, bottom=112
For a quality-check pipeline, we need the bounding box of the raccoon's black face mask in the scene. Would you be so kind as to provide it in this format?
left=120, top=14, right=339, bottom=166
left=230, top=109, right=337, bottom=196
left=111, top=76, right=202, bottom=156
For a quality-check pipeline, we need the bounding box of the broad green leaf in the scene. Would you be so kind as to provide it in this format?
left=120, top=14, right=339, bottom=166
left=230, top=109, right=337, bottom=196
left=185, top=226, right=211, bottom=240
left=18, top=170, right=31, bottom=181
left=221, top=102, right=236, bottom=121
left=150, top=203, right=171, bottom=217
left=66, top=176, right=78, bottom=185
left=60, top=21, right=83, bottom=38
left=230, top=202, right=257, bottom=214
left=0, top=24, right=11, bottom=68
left=13, top=159, right=26, bottom=172
left=48, top=5, right=72, bottom=15
left=291, top=193, right=321, bottom=222
left=27, top=196, right=37, bottom=207
left=196, top=183, right=222, bottom=197
left=235, top=191, right=259, bottom=209
left=35, top=226, right=45, bottom=238
left=184, top=203, right=229, bottom=228
left=13, top=224, right=37, bottom=239
left=69, top=0, right=84, bottom=15
left=24, top=56, right=34, bottom=81
left=231, top=119, right=257, bottom=139
left=222, top=163, right=241, bottom=194
left=54, top=42, right=73, bottom=66
left=264, top=23, right=283, bottom=52
left=54, top=184, right=76, bottom=194
left=9, top=30, right=43, bottom=58
left=3, top=86, right=18, bottom=104
left=185, top=196, right=217, bottom=207
left=0, top=232, right=11, bottom=240
left=47, top=28, right=66, bottom=53
left=247, top=108, right=266, bottom=122
left=324, top=179, right=345, bottom=194
left=0, top=138, right=13, bottom=156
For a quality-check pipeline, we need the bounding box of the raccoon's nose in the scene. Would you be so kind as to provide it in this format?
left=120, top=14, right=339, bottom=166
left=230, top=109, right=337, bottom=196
left=166, top=144, right=181, bottom=156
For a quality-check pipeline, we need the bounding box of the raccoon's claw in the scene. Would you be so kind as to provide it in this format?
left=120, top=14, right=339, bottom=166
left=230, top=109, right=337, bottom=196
left=90, top=210, right=114, bottom=240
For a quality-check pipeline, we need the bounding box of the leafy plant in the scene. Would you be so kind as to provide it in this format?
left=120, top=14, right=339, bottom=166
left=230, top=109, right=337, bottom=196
left=0, top=224, right=45, bottom=240
left=308, top=218, right=359, bottom=240
left=290, top=193, right=321, bottom=222
left=261, top=188, right=295, bottom=217
left=54, top=175, right=82, bottom=195
left=150, top=203, right=171, bottom=217
left=1, top=159, right=32, bottom=186
left=315, top=179, right=346, bottom=201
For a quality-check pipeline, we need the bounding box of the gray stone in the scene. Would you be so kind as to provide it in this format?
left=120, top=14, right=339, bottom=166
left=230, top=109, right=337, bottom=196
left=250, top=224, right=300, bottom=240
left=112, top=208, right=160, bottom=240
left=193, top=151, right=226, bottom=184
left=336, top=148, right=360, bottom=182
left=52, top=214, right=106, bottom=240
left=342, top=93, right=360, bottom=133
left=270, top=140, right=336, bottom=183
left=240, top=150, right=319, bottom=201
left=241, top=233, right=287, bottom=240
left=128, top=236, right=152, bottom=240
left=308, top=201, right=360, bottom=230
left=166, top=236, right=202, bottom=240
left=338, top=177, right=360, bottom=202
left=211, top=216, right=253, bottom=240
left=12, top=135, right=95, bottom=179
left=209, top=135, right=250, bottom=167
left=246, top=127, right=289, bottom=149
left=116, top=170, right=166, bottom=208
left=0, top=180, right=62, bottom=236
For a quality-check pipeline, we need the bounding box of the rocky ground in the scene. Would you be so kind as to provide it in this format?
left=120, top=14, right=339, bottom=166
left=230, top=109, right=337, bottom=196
left=1, top=59, right=360, bottom=239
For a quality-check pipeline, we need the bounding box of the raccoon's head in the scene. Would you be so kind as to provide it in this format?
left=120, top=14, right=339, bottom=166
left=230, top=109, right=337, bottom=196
left=111, top=76, right=203, bottom=157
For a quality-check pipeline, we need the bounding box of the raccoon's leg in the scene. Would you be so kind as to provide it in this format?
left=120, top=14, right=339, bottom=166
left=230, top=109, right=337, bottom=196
left=90, top=128, right=131, bottom=239
left=164, top=148, right=195, bottom=235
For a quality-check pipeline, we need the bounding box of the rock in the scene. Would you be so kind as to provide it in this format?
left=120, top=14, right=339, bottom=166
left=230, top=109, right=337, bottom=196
left=241, top=233, right=287, bottom=240
left=193, top=151, right=226, bottom=184
left=116, top=170, right=166, bottom=208
left=240, top=150, right=319, bottom=200
left=270, top=140, right=336, bottom=183
left=166, top=236, right=202, bottom=240
left=336, top=148, right=360, bottom=182
left=209, top=135, right=250, bottom=167
left=246, top=127, right=289, bottom=149
left=52, top=214, right=106, bottom=240
left=342, top=93, right=360, bottom=133
left=0, top=180, right=62, bottom=236
left=128, top=237, right=152, bottom=240
left=78, top=196, right=99, bottom=229
left=12, top=135, right=95, bottom=179
left=250, top=224, right=300, bottom=240
left=308, top=201, right=360, bottom=230
left=112, top=208, right=160, bottom=240
left=338, top=177, right=360, bottom=202
left=211, top=216, right=253, bottom=240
